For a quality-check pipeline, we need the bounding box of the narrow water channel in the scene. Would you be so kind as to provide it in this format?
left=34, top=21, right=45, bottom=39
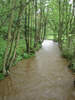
left=0, top=40, right=75, bottom=100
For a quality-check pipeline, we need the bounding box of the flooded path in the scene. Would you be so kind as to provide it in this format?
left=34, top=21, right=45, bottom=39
left=0, top=40, right=75, bottom=100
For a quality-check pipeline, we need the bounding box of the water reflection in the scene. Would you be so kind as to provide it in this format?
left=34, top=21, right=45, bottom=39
left=42, top=40, right=54, bottom=50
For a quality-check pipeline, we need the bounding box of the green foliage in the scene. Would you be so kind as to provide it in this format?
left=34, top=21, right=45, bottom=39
left=57, top=0, right=75, bottom=73
left=62, top=48, right=74, bottom=60
left=68, top=62, right=75, bottom=73
left=34, top=43, right=42, bottom=51
left=0, top=73, right=5, bottom=80
left=0, top=38, right=35, bottom=70
left=46, top=0, right=59, bottom=41
left=22, top=53, right=35, bottom=59
left=72, top=62, right=75, bottom=72
left=0, top=0, right=75, bottom=74
left=0, top=38, right=6, bottom=71
left=16, top=39, right=26, bottom=56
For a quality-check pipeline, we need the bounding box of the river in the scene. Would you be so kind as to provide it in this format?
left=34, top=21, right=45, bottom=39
left=0, top=40, right=75, bottom=100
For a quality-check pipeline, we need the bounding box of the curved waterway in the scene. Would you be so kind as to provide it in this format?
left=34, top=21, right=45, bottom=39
left=0, top=40, right=75, bottom=100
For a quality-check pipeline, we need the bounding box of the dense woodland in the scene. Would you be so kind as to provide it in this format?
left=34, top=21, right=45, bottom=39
left=0, top=0, right=75, bottom=79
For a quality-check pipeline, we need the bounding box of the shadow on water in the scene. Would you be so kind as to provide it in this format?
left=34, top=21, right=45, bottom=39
left=0, top=40, right=75, bottom=100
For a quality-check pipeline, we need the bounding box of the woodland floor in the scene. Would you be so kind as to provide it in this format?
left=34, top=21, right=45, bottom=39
left=0, top=40, right=75, bottom=100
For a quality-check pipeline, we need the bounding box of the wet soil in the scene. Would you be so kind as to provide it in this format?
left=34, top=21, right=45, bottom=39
left=0, top=40, right=75, bottom=100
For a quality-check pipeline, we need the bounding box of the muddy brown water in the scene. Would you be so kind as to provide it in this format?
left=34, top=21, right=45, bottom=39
left=0, top=40, right=75, bottom=100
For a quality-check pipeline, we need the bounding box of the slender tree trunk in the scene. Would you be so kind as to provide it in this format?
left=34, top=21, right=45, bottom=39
left=3, top=0, right=16, bottom=74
